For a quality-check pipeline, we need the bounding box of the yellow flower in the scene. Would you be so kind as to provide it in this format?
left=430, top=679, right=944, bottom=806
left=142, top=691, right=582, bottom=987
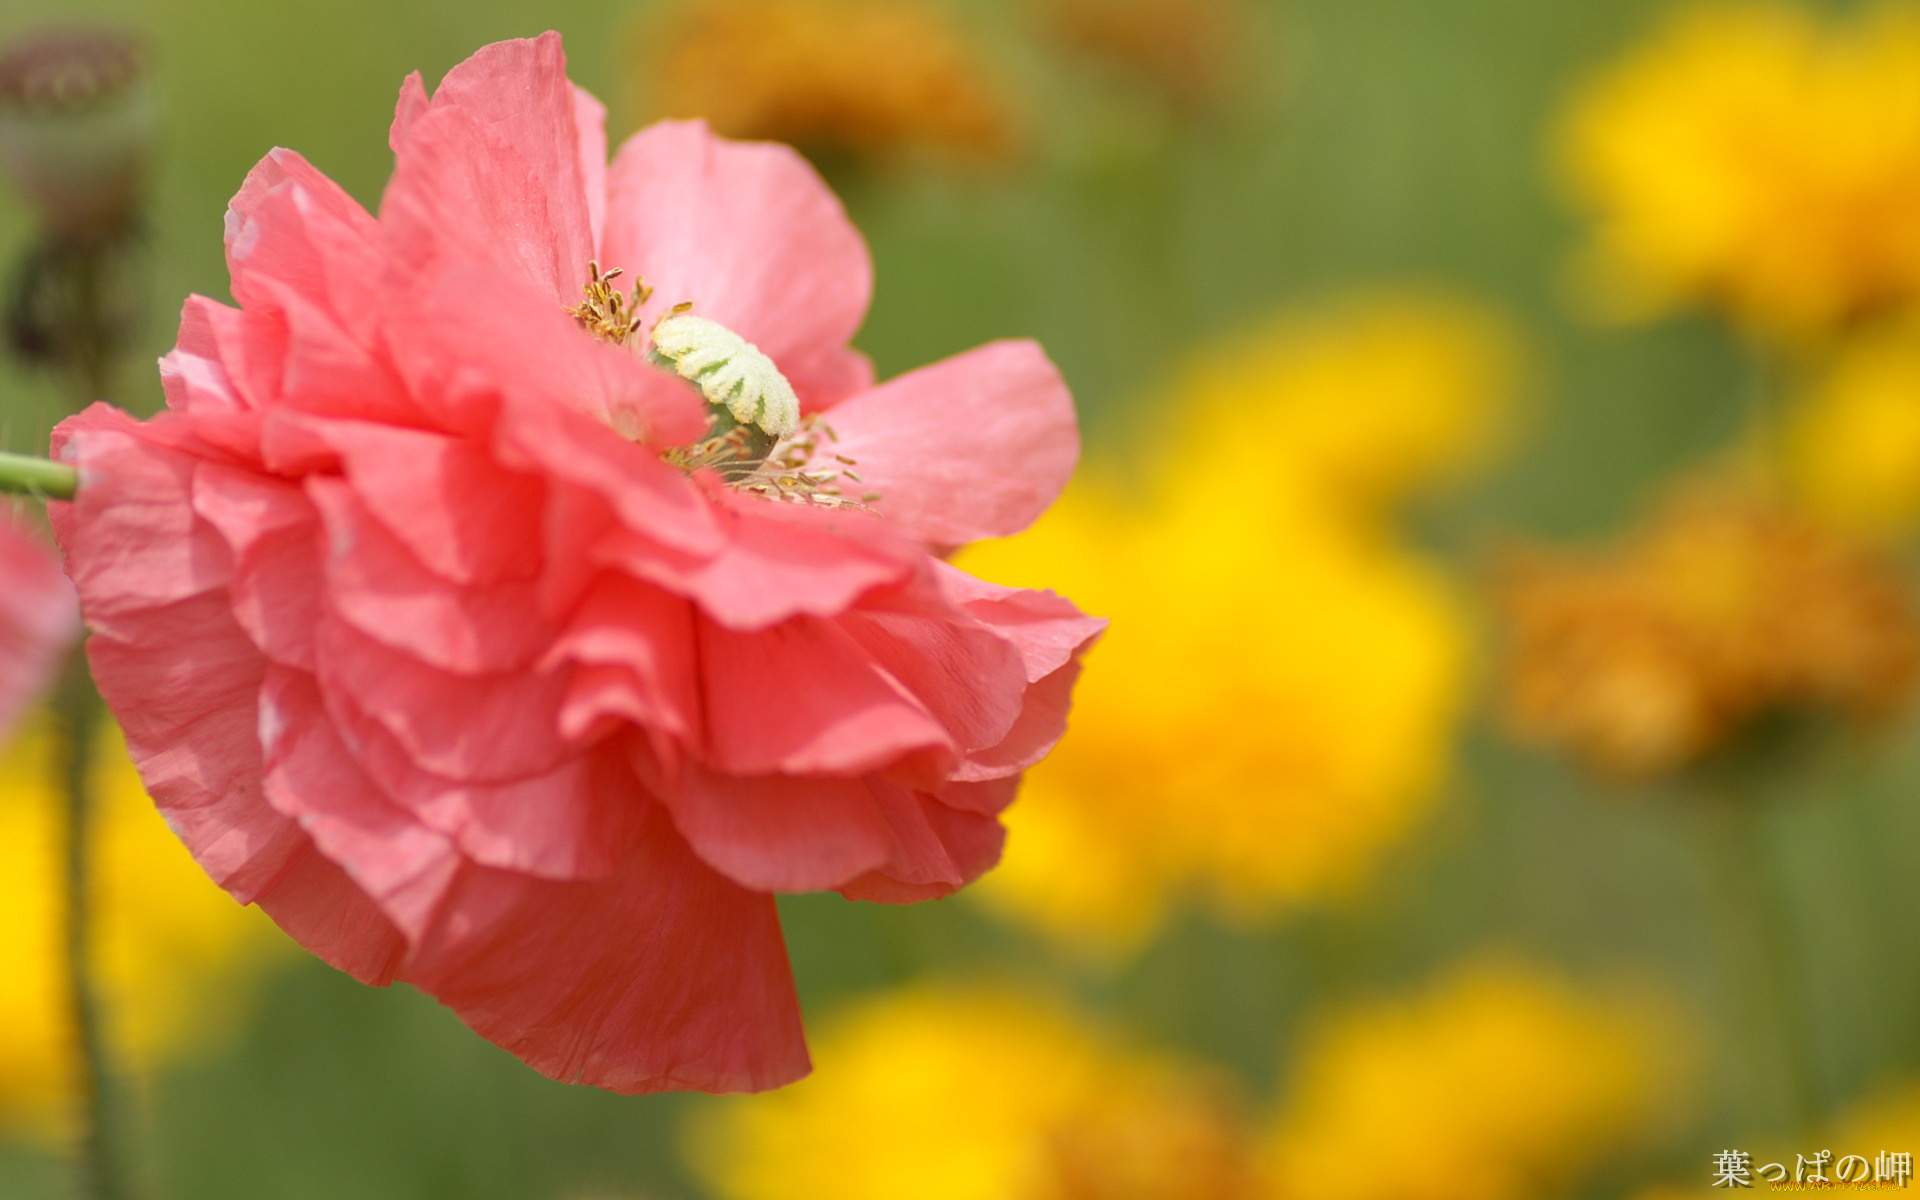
left=1262, top=961, right=1666, bottom=1200
left=689, top=964, right=1664, bottom=1200
left=1170, top=295, right=1517, bottom=524
left=0, top=715, right=286, bottom=1133
left=1496, top=485, right=1920, bottom=779
left=958, top=294, right=1515, bottom=952
left=1560, top=2, right=1920, bottom=340
left=684, top=986, right=1260, bottom=1200
left=629, top=0, right=1017, bottom=165
left=1789, top=314, right=1920, bottom=538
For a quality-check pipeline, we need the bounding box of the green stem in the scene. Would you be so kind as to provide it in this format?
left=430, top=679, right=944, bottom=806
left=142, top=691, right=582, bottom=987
left=0, top=450, right=77, bottom=499
left=1691, top=789, right=1822, bottom=1136
left=53, top=648, right=131, bottom=1200
left=1742, top=344, right=1795, bottom=494
left=50, top=234, right=122, bottom=1199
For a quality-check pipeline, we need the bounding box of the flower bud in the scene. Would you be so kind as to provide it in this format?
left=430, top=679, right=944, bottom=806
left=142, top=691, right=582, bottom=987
left=0, top=25, right=153, bottom=243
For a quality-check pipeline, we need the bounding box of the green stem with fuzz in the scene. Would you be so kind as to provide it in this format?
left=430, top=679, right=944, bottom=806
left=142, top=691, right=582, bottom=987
left=53, top=649, right=131, bottom=1200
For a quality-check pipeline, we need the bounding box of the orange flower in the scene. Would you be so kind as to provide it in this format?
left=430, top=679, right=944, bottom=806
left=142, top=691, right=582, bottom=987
left=1497, top=485, right=1920, bottom=778
left=1031, top=0, right=1252, bottom=110
left=633, top=0, right=1017, bottom=164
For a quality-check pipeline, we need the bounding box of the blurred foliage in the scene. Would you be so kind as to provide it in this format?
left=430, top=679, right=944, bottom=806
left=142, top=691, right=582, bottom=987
left=7, top=0, right=1920, bottom=1198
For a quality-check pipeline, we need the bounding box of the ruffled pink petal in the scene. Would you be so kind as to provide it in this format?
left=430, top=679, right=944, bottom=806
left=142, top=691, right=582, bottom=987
left=308, top=671, right=645, bottom=882
left=260, top=665, right=469, bottom=940
left=265, top=666, right=806, bottom=1091
left=250, top=840, right=408, bottom=986
left=419, top=34, right=596, bottom=278
left=308, top=478, right=553, bottom=675
left=496, top=391, right=719, bottom=561
left=319, top=419, right=544, bottom=588
left=826, top=340, right=1079, bottom=547
left=380, top=35, right=596, bottom=306
left=229, top=146, right=380, bottom=254
left=836, top=596, right=1030, bottom=757
left=388, top=71, right=430, bottom=151
left=403, top=797, right=809, bottom=1094
left=50, top=418, right=304, bottom=898
left=231, top=272, right=414, bottom=422
left=81, top=592, right=300, bottom=895
left=173, top=301, right=287, bottom=415
left=930, top=775, right=1022, bottom=817
left=225, top=149, right=384, bottom=345
left=955, top=658, right=1087, bottom=782
left=573, top=86, right=608, bottom=254
left=602, top=120, right=875, bottom=409
left=161, top=298, right=249, bottom=417
left=938, top=563, right=1108, bottom=681
left=836, top=787, right=1008, bottom=904
left=697, top=613, right=952, bottom=777
left=312, top=614, right=571, bottom=783
left=546, top=573, right=701, bottom=745
left=934, top=566, right=1106, bottom=781
left=258, top=408, right=344, bottom=476
left=604, top=498, right=915, bottom=632
left=52, top=407, right=232, bottom=639
left=190, top=464, right=321, bottom=670
left=536, top=483, right=620, bottom=619
left=645, top=756, right=895, bottom=893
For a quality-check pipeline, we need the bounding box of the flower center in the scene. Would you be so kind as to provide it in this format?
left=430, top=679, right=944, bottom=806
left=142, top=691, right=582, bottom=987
left=568, top=263, right=876, bottom=508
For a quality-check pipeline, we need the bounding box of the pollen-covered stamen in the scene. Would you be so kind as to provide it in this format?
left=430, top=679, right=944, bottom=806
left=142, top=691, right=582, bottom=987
left=649, top=308, right=801, bottom=438
left=668, top=413, right=880, bottom=509
left=738, top=415, right=880, bottom=508
left=568, top=261, right=652, bottom=348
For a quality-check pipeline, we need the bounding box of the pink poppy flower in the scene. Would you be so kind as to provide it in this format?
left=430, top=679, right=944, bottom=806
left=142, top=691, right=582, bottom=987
left=0, top=518, right=77, bottom=734
left=48, top=33, right=1098, bottom=1093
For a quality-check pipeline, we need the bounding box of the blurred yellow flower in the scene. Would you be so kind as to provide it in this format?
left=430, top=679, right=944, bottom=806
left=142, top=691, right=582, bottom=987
left=685, top=986, right=1260, bottom=1200
left=689, top=964, right=1663, bottom=1200
left=1789, top=315, right=1920, bottom=538
left=1031, top=0, right=1252, bottom=111
left=0, top=715, right=286, bottom=1133
left=630, top=0, right=1017, bottom=165
left=1262, top=961, right=1666, bottom=1200
left=1560, top=2, right=1920, bottom=340
left=1497, top=485, right=1920, bottom=779
left=959, top=294, right=1516, bottom=952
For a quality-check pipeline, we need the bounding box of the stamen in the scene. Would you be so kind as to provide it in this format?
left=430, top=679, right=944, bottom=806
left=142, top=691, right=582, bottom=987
left=568, top=261, right=652, bottom=348
left=666, top=412, right=879, bottom=509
